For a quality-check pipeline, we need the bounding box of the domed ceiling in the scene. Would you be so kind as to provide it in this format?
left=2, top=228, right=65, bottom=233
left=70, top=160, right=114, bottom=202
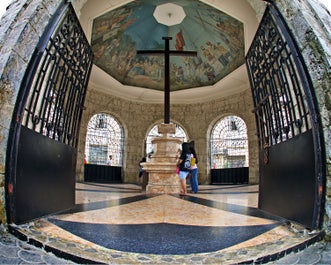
left=90, top=0, right=245, bottom=92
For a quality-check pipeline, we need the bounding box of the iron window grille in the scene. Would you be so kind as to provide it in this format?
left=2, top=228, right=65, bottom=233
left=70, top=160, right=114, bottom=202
left=210, top=116, right=249, bottom=169
left=246, top=6, right=312, bottom=148
left=85, top=113, right=124, bottom=166
left=21, top=4, right=93, bottom=148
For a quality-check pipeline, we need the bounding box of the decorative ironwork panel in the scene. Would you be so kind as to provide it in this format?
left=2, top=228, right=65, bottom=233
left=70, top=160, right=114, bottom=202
left=210, top=116, right=249, bottom=169
left=246, top=6, right=312, bottom=148
left=21, top=4, right=94, bottom=148
left=146, top=123, right=187, bottom=156
left=6, top=2, right=93, bottom=224
left=85, top=113, right=124, bottom=166
left=246, top=4, right=325, bottom=229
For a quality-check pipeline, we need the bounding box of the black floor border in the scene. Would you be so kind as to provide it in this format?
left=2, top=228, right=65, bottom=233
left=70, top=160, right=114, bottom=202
left=172, top=194, right=286, bottom=222
left=60, top=193, right=156, bottom=214
left=239, top=231, right=324, bottom=264
left=46, top=220, right=280, bottom=255
left=64, top=191, right=285, bottom=222
left=8, top=225, right=324, bottom=265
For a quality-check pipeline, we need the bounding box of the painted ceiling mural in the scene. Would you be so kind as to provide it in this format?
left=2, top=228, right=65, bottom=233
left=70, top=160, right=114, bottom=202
left=91, top=0, right=245, bottom=91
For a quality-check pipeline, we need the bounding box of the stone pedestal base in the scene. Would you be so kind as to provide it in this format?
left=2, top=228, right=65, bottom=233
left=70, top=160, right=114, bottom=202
left=144, top=163, right=180, bottom=193
left=142, top=123, right=182, bottom=194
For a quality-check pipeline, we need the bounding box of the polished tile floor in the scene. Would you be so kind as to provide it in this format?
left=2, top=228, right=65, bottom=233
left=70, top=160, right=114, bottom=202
left=11, top=183, right=322, bottom=264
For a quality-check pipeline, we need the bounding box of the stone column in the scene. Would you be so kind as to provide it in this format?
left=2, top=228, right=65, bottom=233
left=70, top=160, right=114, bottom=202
left=142, top=123, right=182, bottom=193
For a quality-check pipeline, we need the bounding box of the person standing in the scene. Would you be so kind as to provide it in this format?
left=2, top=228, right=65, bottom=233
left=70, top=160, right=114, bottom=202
left=177, top=142, right=191, bottom=195
left=189, top=142, right=199, bottom=193
left=107, top=155, right=113, bottom=166
left=139, top=156, right=148, bottom=192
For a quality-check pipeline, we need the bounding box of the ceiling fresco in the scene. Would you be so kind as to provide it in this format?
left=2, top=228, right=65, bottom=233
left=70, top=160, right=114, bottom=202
left=91, top=0, right=245, bottom=91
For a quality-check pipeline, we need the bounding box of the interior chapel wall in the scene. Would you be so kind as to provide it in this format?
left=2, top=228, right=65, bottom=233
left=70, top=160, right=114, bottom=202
left=76, top=88, right=258, bottom=185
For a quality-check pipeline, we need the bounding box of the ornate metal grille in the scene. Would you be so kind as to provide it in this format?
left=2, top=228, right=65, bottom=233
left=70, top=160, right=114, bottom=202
left=21, top=4, right=93, bottom=148
left=210, top=116, right=249, bottom=169
left=246, top=5, right=312, bottom=148
left=85, top=113, right=124, bottom=166
left=146, top=123, right=187, bottom=155
left=246, top=4, right=325, bottom=229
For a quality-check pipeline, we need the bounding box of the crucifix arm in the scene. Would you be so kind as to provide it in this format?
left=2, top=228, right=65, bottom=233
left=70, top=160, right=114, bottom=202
left=137, top=50, right=197, bottom=56
left=136, top=37, right=197, bottom=124
left=169, top=51, right=197, bottom=56
left=136, top=50, right=164, bottom=55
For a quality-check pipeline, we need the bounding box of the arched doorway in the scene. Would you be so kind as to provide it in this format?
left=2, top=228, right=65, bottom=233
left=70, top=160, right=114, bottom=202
left=210, top=115, right=249, bottom=184
left=84, top=113, right=124, bottom=183
left=145, top=122, right=188, bottom=156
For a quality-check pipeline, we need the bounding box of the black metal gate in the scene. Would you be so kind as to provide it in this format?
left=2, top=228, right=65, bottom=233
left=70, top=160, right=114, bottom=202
left=6, top=2, right=93, bottom=224
left=246, top=4, right=325, bottom=229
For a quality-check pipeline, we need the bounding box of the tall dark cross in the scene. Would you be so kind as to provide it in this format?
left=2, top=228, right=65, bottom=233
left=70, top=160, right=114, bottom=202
left=137, top=37, right=197, bottom=124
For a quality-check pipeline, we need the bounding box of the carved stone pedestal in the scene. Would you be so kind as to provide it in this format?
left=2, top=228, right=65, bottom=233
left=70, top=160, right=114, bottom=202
left=142, top=123, right=182, bottom=194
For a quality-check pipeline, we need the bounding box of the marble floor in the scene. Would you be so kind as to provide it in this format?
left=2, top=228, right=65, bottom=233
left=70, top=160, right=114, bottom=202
left=10, top=183, right=322, bottom=264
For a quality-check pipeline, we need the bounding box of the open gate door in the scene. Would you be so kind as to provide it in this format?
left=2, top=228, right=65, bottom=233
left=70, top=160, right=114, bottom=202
left=246, top=4, right=325, bottom=229
left=6, top=2, right=93, bottom=224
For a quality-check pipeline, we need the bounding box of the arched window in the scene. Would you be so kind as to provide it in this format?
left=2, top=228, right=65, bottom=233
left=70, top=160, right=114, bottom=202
left=145, top=123, right=187, bottom=155
left=210, top=116, right=248, bottom=169
left=85, top=113, right=124, bottom=166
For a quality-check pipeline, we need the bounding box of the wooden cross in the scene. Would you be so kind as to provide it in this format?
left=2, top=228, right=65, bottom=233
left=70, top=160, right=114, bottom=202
left=137, top=36, right=197, bottom=124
